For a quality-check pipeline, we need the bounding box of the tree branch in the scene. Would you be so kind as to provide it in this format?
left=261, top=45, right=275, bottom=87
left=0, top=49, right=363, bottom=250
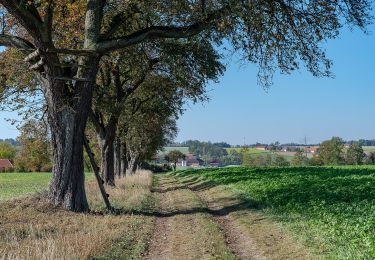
left=84, top=0, right=106, bottom=48
left=0, top=34, right=34, bottom=49
left=99, top=4, right=142, bottom=40
left=0, top=0, right=44, bottom=41
left=43, top=0, right=54, bottom=39
left=96, top=6, right=228, bottom=53
left=123, top=58, right=159, bottom=99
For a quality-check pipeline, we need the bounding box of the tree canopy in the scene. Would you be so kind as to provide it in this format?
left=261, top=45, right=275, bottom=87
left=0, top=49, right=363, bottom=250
left=0, top=0, right=372, bottom=212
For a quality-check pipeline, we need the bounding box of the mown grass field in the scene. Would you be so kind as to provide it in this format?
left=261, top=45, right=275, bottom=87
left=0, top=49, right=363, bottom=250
left=225, top=147, right=271, bottom=154
left=0, top=172, right=94, bottom=201
left=363, top=146, right=375, bottom=152
left=0, top=172, right=51, bottom=201
left=174, top=166, right=375, bottom=259
left=160, top=146, right=190, bottom=155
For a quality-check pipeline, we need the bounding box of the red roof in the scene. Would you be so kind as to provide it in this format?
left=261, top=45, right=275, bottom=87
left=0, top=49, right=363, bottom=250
left=304, top=147, right=319, bottom=151
left=0, top=159, right=14, bottom=169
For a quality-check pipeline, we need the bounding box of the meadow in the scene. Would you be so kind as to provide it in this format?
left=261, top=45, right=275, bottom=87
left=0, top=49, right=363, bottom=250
left=363, top=146, right=375, bottom=152
left=0, top=172, right=51, bottom=201
left=174, top=166, right=375, bottom=259
left=160, top=146, right=190, bottom=155
left=0, top=171, right=155, bottom=259
left=225, top=147, right=271, bottom=155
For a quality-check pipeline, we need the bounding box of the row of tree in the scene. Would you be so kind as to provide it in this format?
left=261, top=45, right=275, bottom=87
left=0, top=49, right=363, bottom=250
left=239, top=137, right=375, bottom=167
left=309, top=137, right=375, bottom=166
left=185, top=140, right=228, bottom=164
left=0, top=0, right=371, bottom=212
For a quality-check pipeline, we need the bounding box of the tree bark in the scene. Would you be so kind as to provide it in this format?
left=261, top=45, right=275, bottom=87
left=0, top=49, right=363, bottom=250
left=126, top=151, right=138, bottom=176
left=120, top=142, right=127, bottom=176
left=114, top=137, right=122, bottom=177
left=48, top=91, right=91, bottom=212
left=91, top=115, right=118, bottom=186
left=46, top=55, right=99, bottom=212
left=98, top=132, right=115, bottom=186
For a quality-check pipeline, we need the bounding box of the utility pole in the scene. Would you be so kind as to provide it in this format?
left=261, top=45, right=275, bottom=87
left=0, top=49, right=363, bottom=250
left=304, top=135, right=308, bottom=157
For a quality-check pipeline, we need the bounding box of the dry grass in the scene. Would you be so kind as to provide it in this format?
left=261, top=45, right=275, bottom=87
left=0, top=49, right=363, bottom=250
left=144, top=174, right=235, bottom=259
left=0, top=170, right=155, bottom=260
left=88, top=170, right=154, bottom=212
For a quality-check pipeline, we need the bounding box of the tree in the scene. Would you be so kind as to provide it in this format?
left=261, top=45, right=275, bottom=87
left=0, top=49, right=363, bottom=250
left=272, top=154, right=290, bottom=167
left=310, top=154, right=324, bottom=166
left=269, top=141, right=281, bottom=151
left=90, top=39, right=222, bottom=185
left=346, top=142, right=364, bottom=165
left=14, top=120, right=52, bottom=172
left=119, top=75, right=183, bottom=175
left=223, top=149, right=241, bottom=165
left=318, top=137, right=345, bottom=165
left=0, top=141, right=16, bottom=160
left=366, top=152, right=375, bottom=165
left=254, top=155, right=266, bottom=167
left=240, top=146, right=250, bottom=166
left=291, top=149, right=309, bottom=166
left=165, top=150, right=186, bottom=171
left=1, top=0, right=371, bottom=211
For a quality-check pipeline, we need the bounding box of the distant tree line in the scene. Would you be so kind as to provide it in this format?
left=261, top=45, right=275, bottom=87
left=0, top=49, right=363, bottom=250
left=0, top=138, right=18, bottom=146
left=240, top=137, right=375, bottom=168
left=307, top=137, right=374, bottom=166
left=0, top=120, right=52, bottom=172
left=354, top=139, right=375, bottom=147
left=184, top=140, right=228, bottom=165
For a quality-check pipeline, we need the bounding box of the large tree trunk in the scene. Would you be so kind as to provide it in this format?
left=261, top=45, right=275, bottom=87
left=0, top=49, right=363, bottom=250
left=120, top=142, right=127, bottom=176
left=48, top=92, right=91, bottom=212
left=92, top=117, right=118, bottom=186
left=114, top=137, right=122, bottom=177
left=46, top=56, right=99, bottom=212
left=98, top=132, right=115, bottom=186
left=126, top=150, right=138, bottom=176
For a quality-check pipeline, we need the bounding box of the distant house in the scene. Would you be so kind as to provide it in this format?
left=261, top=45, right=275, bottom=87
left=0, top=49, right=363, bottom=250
left=186, top=153, right=202, bottom=167
left=177, top=153, right=202, bottom=168
left=304, top=147, right=320, bottom=154
left=0, top=159, right=14, bottom=172
left=209, top=160, right=221, bottom=167
left=255, top=145, right=267, bottom=150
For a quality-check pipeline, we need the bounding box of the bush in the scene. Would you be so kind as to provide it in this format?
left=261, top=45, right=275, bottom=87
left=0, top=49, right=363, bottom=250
left=272, top=154, right=290, bottom=167
left=141, top=162, right=172, bottom=173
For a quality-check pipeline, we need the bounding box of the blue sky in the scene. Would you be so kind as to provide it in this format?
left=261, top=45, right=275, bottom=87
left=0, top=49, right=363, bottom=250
left=176, top=24, right=375, bottom=145
left=1, top=20, right=375, bottom=145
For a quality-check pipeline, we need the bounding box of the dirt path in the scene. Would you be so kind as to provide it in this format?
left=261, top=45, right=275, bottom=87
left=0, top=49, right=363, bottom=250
left=143, top=174, right=235, bottom=260
left=144, top=173, right=313, bottom=260
left=182, top=174, right=314, bottom=260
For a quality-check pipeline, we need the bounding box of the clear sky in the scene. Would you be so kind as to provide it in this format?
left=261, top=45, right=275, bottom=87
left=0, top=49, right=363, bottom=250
left=1, top=20, right=375, bottom=145
left=176, top=24, right=375, bottom=145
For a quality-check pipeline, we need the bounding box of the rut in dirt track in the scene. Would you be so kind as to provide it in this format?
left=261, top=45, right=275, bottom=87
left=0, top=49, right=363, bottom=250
left=143, top=174, right=235, bottom=260
left=144, top=173, right=313, bottom=260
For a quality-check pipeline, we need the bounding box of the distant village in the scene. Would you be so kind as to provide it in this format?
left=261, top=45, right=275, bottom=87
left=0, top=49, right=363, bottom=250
left=1, top=138, right=375, bottom=172
left=152, top=143, right=322, bottom=169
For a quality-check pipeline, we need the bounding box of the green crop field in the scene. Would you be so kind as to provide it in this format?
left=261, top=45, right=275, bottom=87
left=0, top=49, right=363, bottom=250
left=0, top=172, right=52, bottom=201
left=175, top=166, right=375, bottom=259
left=159, top=146, right=190, bottom=155
left=363, top=146, right=375, bottom=152
left=225, top=147, right=271, bottom=154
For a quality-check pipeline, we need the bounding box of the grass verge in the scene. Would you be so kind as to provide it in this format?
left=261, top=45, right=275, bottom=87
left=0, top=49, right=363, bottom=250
left=0, top=170, right=155, bottom=259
